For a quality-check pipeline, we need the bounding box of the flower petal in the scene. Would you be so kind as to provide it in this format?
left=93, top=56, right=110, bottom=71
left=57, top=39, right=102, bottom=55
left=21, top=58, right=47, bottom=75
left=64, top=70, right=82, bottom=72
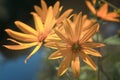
left=63, top=19, right=74, bottom=42
left=97, top=3, right=108, bottom=18
left=83, top=42, right=105, bottom=48
left=41, top=0, right=47, bottom=13
left=53, top=1, right=60, bottom=17
left=58, top=51, right=72, bottom=76
left=57, top=9, right=73, bottom=24
left=15, top=21, right=37, bottom=36
left=7, top=38, right=23, bottom=45
left=75, top=12, right=82, bottom=40
left=45, top=42, right=64, bottom=49
left=71, top=53, right=80, bottom=77
left=34, top=5, right=42, bottom=17
left=107, top=12, right=120, bottom=18
left=44, top=6, right=56, bottom=32
left=48, top=49, right=67, bottom=59
left=24, top=42, right=42, bottom=63
left=85, top=1, right=96, bottom=15
left=54, top=29, right=68, bottom=43
left=103, top=13, right=120, bottom=22
left=80, top=23, right=99, bottom=43
left=31, top=12, right=44, bottom=33
left=80, top=51, right=96, bottom=70
left=82, top=48, right=102, bottom=57
left=3, top=42, right=38, bottom=50
left=5, top=29, right=37, bottom=42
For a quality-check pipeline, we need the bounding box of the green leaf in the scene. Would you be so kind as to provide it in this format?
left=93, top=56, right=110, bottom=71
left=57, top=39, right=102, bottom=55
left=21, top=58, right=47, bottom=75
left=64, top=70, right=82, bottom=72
left=93, top=33, right=103, bottom=42
left=104, top=35, right=120, bottom=45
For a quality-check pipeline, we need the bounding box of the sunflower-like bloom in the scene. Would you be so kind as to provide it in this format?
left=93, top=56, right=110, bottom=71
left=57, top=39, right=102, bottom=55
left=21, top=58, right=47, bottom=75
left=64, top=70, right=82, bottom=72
left=45, top=12, right=105, bottom=77
left=3, top=7, right=56, bottom=63
left=34, top=0, right=73, bottom=24
left=85, top=0, right=120, bottom=22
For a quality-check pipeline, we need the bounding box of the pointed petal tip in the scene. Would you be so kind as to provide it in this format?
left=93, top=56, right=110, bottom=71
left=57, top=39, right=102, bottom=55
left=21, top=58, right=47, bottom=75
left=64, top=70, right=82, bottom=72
left=30, top=12, right=36, bottom=15
left=34, top=5, right=38, bottom=8
left=24, top=59, right=28, bottom=64
left=55, top=1, right=60, bottom=5
left=3, top=45, right=7, bottom=48
left=14, top=21, right=22, bottom=26
left=57, top=68, right=68, bottom=77
left=101, top=43, right=105, bottom=47
left=5, top=29, right=10, bottom=32
left=48, top=56, right=53, bottom=59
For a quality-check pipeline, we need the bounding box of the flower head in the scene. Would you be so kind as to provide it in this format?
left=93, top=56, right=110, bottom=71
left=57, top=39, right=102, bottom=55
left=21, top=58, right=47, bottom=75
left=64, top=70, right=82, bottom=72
left=4, top=7, right=56, bottom=63
left=45, top=12, right=105, bottom=77
left=85, top=0, right=120, bottom=22
left=34, top=0, right=73, bottom=24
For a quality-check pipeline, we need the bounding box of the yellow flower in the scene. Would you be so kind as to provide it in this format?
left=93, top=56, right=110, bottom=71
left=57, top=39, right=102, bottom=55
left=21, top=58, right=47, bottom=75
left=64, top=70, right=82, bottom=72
left=34, top=0, right=73, bottom=24
left=4, top=7, right=56, bottom=63
left=85, top=0, right=120, bottom=22
left=45, top=12, right=105, bottom=77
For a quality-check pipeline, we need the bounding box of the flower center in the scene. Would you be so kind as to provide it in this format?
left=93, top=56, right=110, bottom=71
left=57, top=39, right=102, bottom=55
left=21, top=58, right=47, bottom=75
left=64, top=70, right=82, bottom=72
left=38, top=33, right=47, bottom=42
left=72, top=43, right=81, bottom=52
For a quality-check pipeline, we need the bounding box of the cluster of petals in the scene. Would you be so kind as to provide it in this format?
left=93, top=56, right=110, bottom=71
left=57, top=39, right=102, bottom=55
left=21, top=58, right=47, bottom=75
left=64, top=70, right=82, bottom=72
left=45, top=12, right=105, bottom=77
left=3, top=0, right=106, bottom=77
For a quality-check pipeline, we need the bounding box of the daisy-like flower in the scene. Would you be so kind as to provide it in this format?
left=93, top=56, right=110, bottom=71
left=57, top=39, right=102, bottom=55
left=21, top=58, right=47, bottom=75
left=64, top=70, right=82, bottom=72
left=34, top=0, right=73, bottom=24
left=85, top=0, right=120, bottom=22
left=45, top=12, right=105, bottom=77
left=3, top=7, right=56, bottom=63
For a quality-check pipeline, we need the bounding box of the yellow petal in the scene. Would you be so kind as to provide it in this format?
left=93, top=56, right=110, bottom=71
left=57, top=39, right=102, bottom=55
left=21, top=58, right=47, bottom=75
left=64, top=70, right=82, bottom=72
left=31, top=12, right=44, bottom=33
left=80, top=51, right=96, bottom=70
left=48, top=50, right=67, bottom=59
left=45, top=31, right=62, bottom=43
left=44, top=37, right=66, bottom=49
left=41, top=0, right=47, bottom=12
left=7, top=38, right=23, bottom=45
left=53, top=1, right=60, bottom=17
left=75, top=12, right=82, bottom=40
left=44, top=42, right=58, bottom=49
left=64, top=19, right=74, bottom=42
left=57, top=9, right=73, bottom=24
left=82, top=48, right=102, bottom=57
left=34, top=5, right=42, bottom=16
left=3, top=42, right=37, bottom=50
left=15, top=21, right=37, bottom=36
left=44, top=6, right=56, bottom=32
left=85, top=1, right=96, bottom=15
left=58, top=51, right=72, bottom=76
left=82, top=19, right=96, bottom=31
left=83, top=42, right=105, bottom=48
left=71, top=53, right=80, bottom=77
left=56, top=6, right=63, bottom=18
left=5, top=29, right=37, bottom=42
left=54, top=29, right=68, bottom=43
left=24, top=42, right=42, bottom=63
left=80, top=23, right=99, bottom=43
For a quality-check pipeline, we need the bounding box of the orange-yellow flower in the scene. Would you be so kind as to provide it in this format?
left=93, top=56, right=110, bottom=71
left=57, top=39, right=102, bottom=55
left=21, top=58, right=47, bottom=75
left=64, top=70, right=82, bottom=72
left=34, top=0, right=73, bottom=24
left=85, top=0, right=120, bottom=22
left=4, top=7, right=56, bottom=63
left=45, top=12, right=105, bottom=77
